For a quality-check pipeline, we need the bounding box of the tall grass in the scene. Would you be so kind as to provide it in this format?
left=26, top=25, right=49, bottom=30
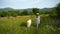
left=0, top=15, right=60, bottom=34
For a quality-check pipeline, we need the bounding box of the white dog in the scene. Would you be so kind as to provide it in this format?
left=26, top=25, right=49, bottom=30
left=27, top=19, right=32, bottom=27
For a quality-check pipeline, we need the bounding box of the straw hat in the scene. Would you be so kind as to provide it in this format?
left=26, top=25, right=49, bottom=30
left=36, top=13, right=39, bottom=15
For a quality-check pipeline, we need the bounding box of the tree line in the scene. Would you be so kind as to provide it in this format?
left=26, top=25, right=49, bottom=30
left=0, top=9, right=50, bottom=17
left=0, top=10, right=33, bottom=17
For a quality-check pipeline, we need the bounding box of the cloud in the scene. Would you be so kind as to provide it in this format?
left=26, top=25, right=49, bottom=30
left=32, top=0, right=43, bottom=4
left=2, top=0, right=28, bottom=2
left=2, top=0, right=43, bottom=3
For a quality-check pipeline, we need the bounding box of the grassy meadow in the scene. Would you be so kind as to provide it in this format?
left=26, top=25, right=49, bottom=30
left=0, top=15, right=60, bottom=34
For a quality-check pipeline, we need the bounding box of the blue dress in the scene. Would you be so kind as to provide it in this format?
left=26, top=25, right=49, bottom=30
left=36, top=16, right=40, bottom=24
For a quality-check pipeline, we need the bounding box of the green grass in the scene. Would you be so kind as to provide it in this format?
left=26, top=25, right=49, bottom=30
left=0, top=15, right=60, bottom=34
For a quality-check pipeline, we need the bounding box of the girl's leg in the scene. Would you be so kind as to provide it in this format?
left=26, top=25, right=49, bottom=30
left=37, top=24, right=38, bottom=29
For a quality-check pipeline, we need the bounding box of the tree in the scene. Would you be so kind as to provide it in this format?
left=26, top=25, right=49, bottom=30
left=55, top=3, right=60, bottom=17
left=49, top=8, right=57, bottom=16
left=21, top=10, right=28, bottom=15
left=32, top=8, right=40, bottom=14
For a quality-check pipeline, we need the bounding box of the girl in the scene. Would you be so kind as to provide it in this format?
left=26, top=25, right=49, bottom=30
left=36, top=13, right=40, bottom=29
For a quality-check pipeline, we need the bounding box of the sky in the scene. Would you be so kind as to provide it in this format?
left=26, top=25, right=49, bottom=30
left=0, top=0, right=60, bottom=9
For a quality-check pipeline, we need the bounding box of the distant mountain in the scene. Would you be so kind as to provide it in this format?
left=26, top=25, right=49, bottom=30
left=0, top=7, right=14, bottom=11
left=26, top=8, right=53, bottom=12
left=40, top=8, right=53, bottom=11
left=0, top=7, right=53, bottom=12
